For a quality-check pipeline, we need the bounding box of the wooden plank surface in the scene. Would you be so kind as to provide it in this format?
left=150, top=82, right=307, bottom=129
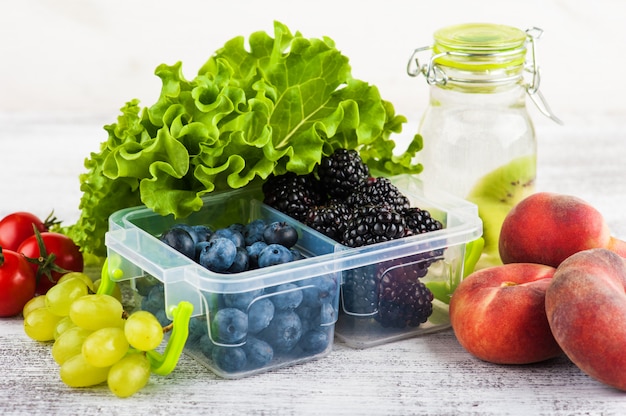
left=1, top=111, right=625, bottom=415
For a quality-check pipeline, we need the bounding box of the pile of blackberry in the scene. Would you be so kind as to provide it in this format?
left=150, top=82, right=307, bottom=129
left=263, top=148, right=445, bottom=329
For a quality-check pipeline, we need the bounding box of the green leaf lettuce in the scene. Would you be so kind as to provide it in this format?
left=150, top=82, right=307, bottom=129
left=67, top=21, right=423, bottom=258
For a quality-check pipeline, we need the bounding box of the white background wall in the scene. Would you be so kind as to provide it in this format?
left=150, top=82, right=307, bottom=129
left=2, top=0, right=625, bottom=124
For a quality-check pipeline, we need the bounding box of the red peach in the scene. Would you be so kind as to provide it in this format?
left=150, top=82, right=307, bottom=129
left=499, top=192, right=626, bottom=268
left=449, top=263, right=561, bottom=364
left=546, top=248, right=626, bottom=391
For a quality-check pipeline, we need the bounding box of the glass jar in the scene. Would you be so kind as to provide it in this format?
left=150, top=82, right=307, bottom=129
left=407, top=23, right=560, bottom=269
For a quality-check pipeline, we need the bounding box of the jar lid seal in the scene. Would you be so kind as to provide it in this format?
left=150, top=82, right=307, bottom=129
left=433, top=23, right=527, bottom=70
left=434, top=23, right=527, bottom=53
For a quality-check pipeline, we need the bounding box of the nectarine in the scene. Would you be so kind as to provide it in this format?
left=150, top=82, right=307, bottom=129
left=449, top=263, right=561, bottom=364
left=499, top=192, right=626, bottom=267
left=546, top=248, right=626, bottom=391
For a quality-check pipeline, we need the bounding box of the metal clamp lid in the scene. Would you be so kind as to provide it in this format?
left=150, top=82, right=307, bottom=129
left=407, top=26, right=562, bottom=125
left=524, top=27, right=563, bottom=124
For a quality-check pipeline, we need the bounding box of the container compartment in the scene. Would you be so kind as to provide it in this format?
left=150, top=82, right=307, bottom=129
left=331, top=175, right=483, bottom=348
left=105, top=186, right=342, bottom=378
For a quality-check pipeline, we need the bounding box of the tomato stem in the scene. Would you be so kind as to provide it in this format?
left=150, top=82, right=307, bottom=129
left=23, top=225, right=71, bottom=286
left=43, top=210, right=61, bottom=230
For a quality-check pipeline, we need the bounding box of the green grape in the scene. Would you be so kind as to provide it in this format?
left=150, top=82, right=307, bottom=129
left=52, top=326, right=92, bottom=365
left=46, top=277, right=89, bottom=317
left=23, top=295, right=46, bottom=318
left=60, top=354, right=110, bottom=388
left=69, top=294, right=124, bottom=331
left=82, top=327, right=129, bottom=368
left=107, top=352, right=151, bottom=398
left=124, top=310, right=164, bottom=351
left=23, top=306, right=63, bottom=342
left=53, top=316, right=76, bottom=340
left=57, top=272, right=95, bottom=293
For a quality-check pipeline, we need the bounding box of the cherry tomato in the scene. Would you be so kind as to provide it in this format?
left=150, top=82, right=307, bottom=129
left=0, top=247, right=36, bottom=317
left=18, top=232, right=84, bottom=295
left=0, top=212, right=48, bottom=251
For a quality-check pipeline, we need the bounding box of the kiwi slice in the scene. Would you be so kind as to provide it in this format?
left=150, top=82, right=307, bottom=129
left=466, top=155, right=536, bottom=269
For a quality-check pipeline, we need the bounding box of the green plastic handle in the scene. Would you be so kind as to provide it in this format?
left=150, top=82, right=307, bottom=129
left=146, top=301, right=193, bottom=376
left=97, top=258, right=117, bottom=296
left=99, top=258, right=192, bottom=375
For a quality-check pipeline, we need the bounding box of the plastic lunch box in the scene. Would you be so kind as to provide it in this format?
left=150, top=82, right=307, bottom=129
left=102, top=174, right=483, bottom=377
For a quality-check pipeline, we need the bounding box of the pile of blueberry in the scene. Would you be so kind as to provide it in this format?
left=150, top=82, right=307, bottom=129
left=138, top=273, right=338, bottom=375
left=159, top=219, right=301, bottom=273
left=143, top=218, right=340, bottom=375
left=204, top=273, right=338, bottom=374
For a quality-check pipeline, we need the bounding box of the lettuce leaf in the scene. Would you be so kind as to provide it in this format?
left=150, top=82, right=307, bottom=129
left=67, top=21, right=423, bottom=258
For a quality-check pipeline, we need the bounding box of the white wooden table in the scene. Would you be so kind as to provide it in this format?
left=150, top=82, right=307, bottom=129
left=1, top=111, right=625, bottom=415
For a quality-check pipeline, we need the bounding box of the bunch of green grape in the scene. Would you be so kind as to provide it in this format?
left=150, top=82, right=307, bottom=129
left=23, top=272, right=166, bottom=398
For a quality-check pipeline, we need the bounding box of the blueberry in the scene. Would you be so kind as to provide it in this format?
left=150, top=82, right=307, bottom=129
left=134, top=277, right=156, bottom=297
left=300, top=286, right=320, bottom=308
left=299, top=275, right=338, bottom=308
left=194, top=241, right=210, bottom=262
left=154, top=309, right=172, bottom=326
left=247, top=298, right=275, bottom=334
left=211, top=228, right=245, bottom=248
left=172, top=223, right=212, bottom=246
left=227, top=247, right=250, bottom=273
left=198, top=237, right=237, bottom=272
left=141, top=284, right=166, bottom=314
left=223, top=289, right=264, bottom=310
left=319, top=302, right=337, bottom=325
left=160, top=227, right=196, bottom=259
left=211, top=307, right=248, bottom=344
left=171, top=223, right=198, bottom=242
left=263, top=221, right=298, bottom=248
left=295, top=305, right=320, bottom=334
left=246, top=241, right=268, bottom=269
left=260, top=310, right=303, bottom=352
left=212, top=346, right=247, bottom=372
left=199, top=334, right=214, bottom=358
left=272, top=283, right=303, bottom=310
left=243, top=336, right=273, bottom=369
left=187, top=316, right=208, bottom=345
left=290, top=248, right=304, bottom=261
left=228, top=223, right=246, bottom=234
left=244, top=219, right=267, bottom=246
left=192, top=225, right=213, bottom=243
left=299, top=329, right=330, bottom=354
left=258, top=244, right=293, bottom=268
left=317, top=276, right=338, bottom=303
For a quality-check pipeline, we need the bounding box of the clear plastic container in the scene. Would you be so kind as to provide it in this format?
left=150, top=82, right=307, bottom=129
left=104, top=175, right=482, bottom=370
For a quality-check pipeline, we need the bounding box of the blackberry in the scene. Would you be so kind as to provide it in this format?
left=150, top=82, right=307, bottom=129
left=303, top=200, right=353, bottom=240
left=376, top=259, right=435, bottom=328
left=346, top=177, right=410, bottom=212
left=404, top=207, right=444, bottom=236
left=317, top=149, right=369, bottom=199
left=341, top=205, right=406, bottom=248
left=341, top=251, right=443, bottom=321
left=263, top=173, right=326, bottom=221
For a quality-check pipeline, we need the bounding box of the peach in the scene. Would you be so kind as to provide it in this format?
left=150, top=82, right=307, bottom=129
left=449, top=263, right=561, bottom=364
left=499, top=192, right=626, bottom=268
left=545, top=248, right=626, bottom=391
